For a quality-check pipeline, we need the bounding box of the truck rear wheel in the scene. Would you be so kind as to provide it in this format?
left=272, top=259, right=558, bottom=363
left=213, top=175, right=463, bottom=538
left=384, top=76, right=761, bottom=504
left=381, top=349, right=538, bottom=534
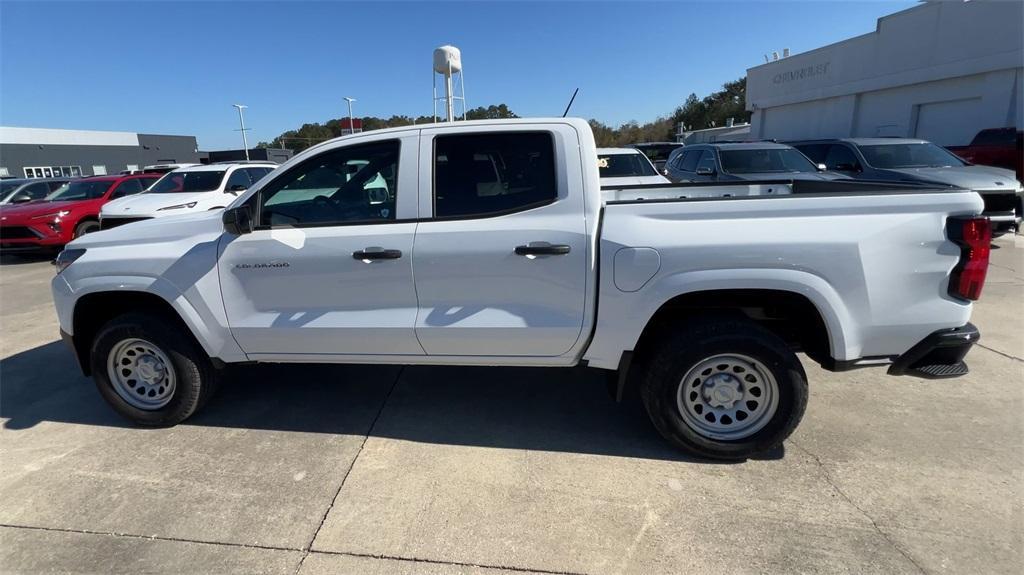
left=89, top=312, right=220, bottom=426
left=640, top=317, right=808, bottom=460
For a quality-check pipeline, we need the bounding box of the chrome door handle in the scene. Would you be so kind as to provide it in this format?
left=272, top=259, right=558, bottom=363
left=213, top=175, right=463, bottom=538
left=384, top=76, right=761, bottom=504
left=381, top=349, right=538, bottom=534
left=514, top=244, right=571, bottom=256
left=352, top=248, right=402, bottom=260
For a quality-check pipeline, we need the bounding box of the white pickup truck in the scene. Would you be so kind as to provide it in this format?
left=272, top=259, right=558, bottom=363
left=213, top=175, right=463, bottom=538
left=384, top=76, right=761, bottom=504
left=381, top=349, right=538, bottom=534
left=51, top=118, right=991, bottom=459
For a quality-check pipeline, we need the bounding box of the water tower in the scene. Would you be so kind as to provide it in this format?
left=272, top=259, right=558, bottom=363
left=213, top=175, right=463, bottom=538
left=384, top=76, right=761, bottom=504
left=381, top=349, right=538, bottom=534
left=433, top=45, right=466, bottom=122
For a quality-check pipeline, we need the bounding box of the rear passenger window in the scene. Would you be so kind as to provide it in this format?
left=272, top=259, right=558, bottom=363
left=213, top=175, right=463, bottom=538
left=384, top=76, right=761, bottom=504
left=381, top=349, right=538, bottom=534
left=111, top=178, right=144, bottom=198
left=433, top=132, right=556, bottom=218
left=680, top=150, right=701, bottom=172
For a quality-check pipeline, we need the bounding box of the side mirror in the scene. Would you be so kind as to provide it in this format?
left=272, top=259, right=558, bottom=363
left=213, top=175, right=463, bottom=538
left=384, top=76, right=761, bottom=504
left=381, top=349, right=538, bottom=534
left=695, top=166, right=715, bottom=176
left=228, top=184, right=248, bottom=195
left=223, top=204, right=253, bottom=235
left=10, top=192, right=32, bottom=204
left=817, top=163, right=828, bottom=172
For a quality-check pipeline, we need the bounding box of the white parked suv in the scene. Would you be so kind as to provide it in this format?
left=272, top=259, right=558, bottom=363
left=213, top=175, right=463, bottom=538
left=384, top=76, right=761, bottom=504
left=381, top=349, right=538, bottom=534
left=597, top=148, right=671, bottom=186
left=99, top=162, right=276, bottom=230
left=53, top=119, right=989, bottom=460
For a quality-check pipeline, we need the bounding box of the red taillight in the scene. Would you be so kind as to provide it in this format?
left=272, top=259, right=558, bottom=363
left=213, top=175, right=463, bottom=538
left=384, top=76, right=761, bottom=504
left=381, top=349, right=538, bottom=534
left=947, top=217, right=991, bottom=301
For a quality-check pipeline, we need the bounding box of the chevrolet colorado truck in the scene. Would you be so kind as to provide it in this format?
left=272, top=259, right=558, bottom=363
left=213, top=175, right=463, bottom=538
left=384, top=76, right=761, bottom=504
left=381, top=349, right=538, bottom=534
left=51, top=118, right=990, bottom=460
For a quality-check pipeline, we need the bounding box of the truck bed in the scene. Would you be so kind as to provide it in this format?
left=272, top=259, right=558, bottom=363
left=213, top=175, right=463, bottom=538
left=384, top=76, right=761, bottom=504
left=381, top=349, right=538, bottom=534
left=584, top=181, right=983, bottom=370
left=600, top=179, right=958, bottom=203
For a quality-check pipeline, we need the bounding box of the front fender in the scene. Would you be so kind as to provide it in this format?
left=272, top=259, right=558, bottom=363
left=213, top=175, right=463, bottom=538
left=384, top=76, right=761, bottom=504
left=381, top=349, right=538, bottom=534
left=56, top=274, right=245, bottom=363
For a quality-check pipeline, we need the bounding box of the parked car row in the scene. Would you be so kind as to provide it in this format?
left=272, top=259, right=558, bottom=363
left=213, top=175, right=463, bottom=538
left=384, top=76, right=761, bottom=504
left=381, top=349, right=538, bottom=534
left=790, top=138, right=1022, bottom=236
left=626, top=134, right=1022, bottom=237
left=0, top=161, right=276, bottom=251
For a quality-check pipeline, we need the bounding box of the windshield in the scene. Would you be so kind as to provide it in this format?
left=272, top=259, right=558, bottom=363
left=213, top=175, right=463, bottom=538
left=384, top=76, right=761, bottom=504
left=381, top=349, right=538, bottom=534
left=45, top=180, right=113, bottom=201
left=598, top=154, right=657, bottom=178
left=720, top=148, right=818, bottom=174
left=635, top=144, right=681, bottom=162
left=859, top=143, right=967, bottom=169
left=148, top=170, right=226, bottom=193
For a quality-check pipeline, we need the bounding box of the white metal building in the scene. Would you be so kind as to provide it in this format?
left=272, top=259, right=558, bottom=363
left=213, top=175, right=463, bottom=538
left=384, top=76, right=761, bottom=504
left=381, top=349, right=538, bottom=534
left=746, top=0, right=1023, bottom=146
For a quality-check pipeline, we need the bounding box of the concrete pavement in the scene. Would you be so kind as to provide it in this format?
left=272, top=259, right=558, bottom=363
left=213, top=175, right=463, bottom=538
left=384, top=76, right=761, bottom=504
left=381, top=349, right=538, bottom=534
left=0, top=236, right=1020, bottom=574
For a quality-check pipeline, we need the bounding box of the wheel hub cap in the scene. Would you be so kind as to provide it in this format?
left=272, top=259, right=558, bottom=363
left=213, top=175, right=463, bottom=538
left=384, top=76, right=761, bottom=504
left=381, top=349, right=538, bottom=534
left=676, top=353, right=781, bottom=441
left=106, top=338, right=176, bottom=410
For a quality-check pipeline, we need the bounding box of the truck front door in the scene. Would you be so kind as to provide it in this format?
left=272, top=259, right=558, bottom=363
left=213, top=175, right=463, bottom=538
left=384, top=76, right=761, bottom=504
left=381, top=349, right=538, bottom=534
left=218, top=133, right=424, bottom=358
left=412, top=127, right=589, bottom=357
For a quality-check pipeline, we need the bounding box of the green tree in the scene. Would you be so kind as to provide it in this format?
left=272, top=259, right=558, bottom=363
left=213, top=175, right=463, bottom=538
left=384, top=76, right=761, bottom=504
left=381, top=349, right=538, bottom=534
left=262, top=104, right=519, bottom=151
left=464, top=104, right=519, bottom=120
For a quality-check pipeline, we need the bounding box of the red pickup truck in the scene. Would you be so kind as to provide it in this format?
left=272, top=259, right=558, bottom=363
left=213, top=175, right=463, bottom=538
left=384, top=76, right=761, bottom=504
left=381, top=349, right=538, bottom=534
left=947, top=127, right=1023, bottom=182
left=0, top=174, right=159, bottom=252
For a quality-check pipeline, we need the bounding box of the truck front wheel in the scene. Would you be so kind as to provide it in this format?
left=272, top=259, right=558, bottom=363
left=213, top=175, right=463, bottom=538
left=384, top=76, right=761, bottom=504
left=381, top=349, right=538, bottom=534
left=640, top=318, right=808, bottom=460
left=89, top=312, right=220, bottom=426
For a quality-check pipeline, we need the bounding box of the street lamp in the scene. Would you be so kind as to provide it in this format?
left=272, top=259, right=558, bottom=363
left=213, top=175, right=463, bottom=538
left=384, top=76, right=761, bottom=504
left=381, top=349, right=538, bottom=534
left=343, top=97, right=356, bottom=135
left=232, top=104, right=250, bottom=160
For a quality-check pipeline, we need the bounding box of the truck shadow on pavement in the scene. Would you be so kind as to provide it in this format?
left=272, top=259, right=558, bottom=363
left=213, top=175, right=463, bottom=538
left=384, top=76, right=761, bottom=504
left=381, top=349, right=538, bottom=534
left=1, top=341, right=782, bottom=463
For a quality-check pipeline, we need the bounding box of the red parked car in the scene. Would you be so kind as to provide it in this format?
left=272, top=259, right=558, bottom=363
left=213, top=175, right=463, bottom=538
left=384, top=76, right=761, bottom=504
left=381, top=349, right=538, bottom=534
left=947, top=127, right=1023, bottom=182
left=0, top=174, right=159, bottom=252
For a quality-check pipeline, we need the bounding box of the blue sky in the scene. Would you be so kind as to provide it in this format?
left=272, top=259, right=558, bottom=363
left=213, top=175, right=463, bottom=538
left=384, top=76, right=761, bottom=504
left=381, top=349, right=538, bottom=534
left=1, top=1, right=916, bottom=149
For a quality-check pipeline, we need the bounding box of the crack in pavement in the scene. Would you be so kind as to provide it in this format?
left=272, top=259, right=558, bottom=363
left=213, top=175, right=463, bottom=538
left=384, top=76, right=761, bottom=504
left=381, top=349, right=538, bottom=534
left=0, top=523, right=590, bottom=575
left=976, top=342, right=1023, bottom=363
left=788, top=441, right=929, bottom=575
left=311, top=549, right=591, bottom=575
left=292, top=365, right=406, bottom=575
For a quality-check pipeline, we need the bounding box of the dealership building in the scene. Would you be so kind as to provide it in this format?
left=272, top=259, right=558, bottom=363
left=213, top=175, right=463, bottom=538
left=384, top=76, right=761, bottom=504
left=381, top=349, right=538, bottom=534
left=0, top=127, right=201, bottom=179
left=746, top=0, right=1023, bottom=146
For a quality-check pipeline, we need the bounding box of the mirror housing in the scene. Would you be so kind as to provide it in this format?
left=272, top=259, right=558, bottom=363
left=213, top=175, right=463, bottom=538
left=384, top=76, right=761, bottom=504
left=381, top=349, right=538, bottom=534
left=695, top=166, right=715, bottom=176
left=10, top=192, right=32, bottom=204
left=223, top=204, right=253, bottom=235
left=817, top=163, right=828, bottom=172
left=228, top=184, right=248, bottom=195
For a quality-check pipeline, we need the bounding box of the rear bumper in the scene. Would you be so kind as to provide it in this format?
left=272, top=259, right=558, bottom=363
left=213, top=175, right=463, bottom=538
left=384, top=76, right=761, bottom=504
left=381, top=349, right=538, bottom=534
left=887, top=323, right=979, bottom=379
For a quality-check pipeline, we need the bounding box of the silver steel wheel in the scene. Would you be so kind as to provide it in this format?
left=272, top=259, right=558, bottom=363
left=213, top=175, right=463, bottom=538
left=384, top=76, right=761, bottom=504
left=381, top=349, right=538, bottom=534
left=106, top=338, right=176, bottom=410
left=676, top=353, right=779, bottom=441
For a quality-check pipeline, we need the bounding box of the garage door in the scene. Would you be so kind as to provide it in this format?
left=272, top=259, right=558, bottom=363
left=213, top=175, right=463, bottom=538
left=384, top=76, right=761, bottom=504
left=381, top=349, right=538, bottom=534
left=914, top=98, right=983, bottom=146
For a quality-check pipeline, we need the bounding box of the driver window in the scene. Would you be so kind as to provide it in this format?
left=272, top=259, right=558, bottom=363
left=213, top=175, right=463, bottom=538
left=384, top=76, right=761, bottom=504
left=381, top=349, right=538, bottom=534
left=258, top=140, right=399, bottom=227
left=225, top=169, right=251, bottom=191
left=696, top=150, right=717, bottom=172
left=824, top=145, right=860, bottom=171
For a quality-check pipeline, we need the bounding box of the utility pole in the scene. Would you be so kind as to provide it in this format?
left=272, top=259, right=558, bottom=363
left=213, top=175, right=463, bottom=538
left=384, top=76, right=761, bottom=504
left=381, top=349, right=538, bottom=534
left=343, top=97, right=357, bottom=135
left=232, top=104, right=250, bottom=160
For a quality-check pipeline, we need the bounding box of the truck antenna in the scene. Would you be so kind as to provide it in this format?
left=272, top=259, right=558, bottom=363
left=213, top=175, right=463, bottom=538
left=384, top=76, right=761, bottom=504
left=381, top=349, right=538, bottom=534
left=561, top=88, right=579, bottom=118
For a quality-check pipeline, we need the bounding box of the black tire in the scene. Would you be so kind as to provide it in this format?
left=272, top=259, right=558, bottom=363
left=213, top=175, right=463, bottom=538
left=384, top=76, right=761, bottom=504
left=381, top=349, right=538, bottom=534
left=640, top=316, right=808, bottom=460
left=90, top=312, right=220, bottom=426
left=73, top=220, right=100, bottom=238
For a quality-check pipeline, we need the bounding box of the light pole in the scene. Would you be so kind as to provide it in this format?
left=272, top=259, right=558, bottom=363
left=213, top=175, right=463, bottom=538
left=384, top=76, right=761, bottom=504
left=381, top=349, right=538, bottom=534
left=343, top=97, right=356, bottom=135
left=232, top=104, right=250, bottom=160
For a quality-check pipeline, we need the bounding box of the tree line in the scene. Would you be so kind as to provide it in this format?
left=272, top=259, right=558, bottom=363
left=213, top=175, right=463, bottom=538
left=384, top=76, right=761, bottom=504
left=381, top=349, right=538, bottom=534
left=258, top=78, right=750, bottom=151
left=257, top=104, right=518, bottom=152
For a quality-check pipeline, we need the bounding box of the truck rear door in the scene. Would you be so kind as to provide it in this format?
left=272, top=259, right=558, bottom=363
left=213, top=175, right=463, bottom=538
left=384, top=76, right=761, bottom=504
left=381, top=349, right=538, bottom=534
left=412, top=125, right=589, bottom=357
